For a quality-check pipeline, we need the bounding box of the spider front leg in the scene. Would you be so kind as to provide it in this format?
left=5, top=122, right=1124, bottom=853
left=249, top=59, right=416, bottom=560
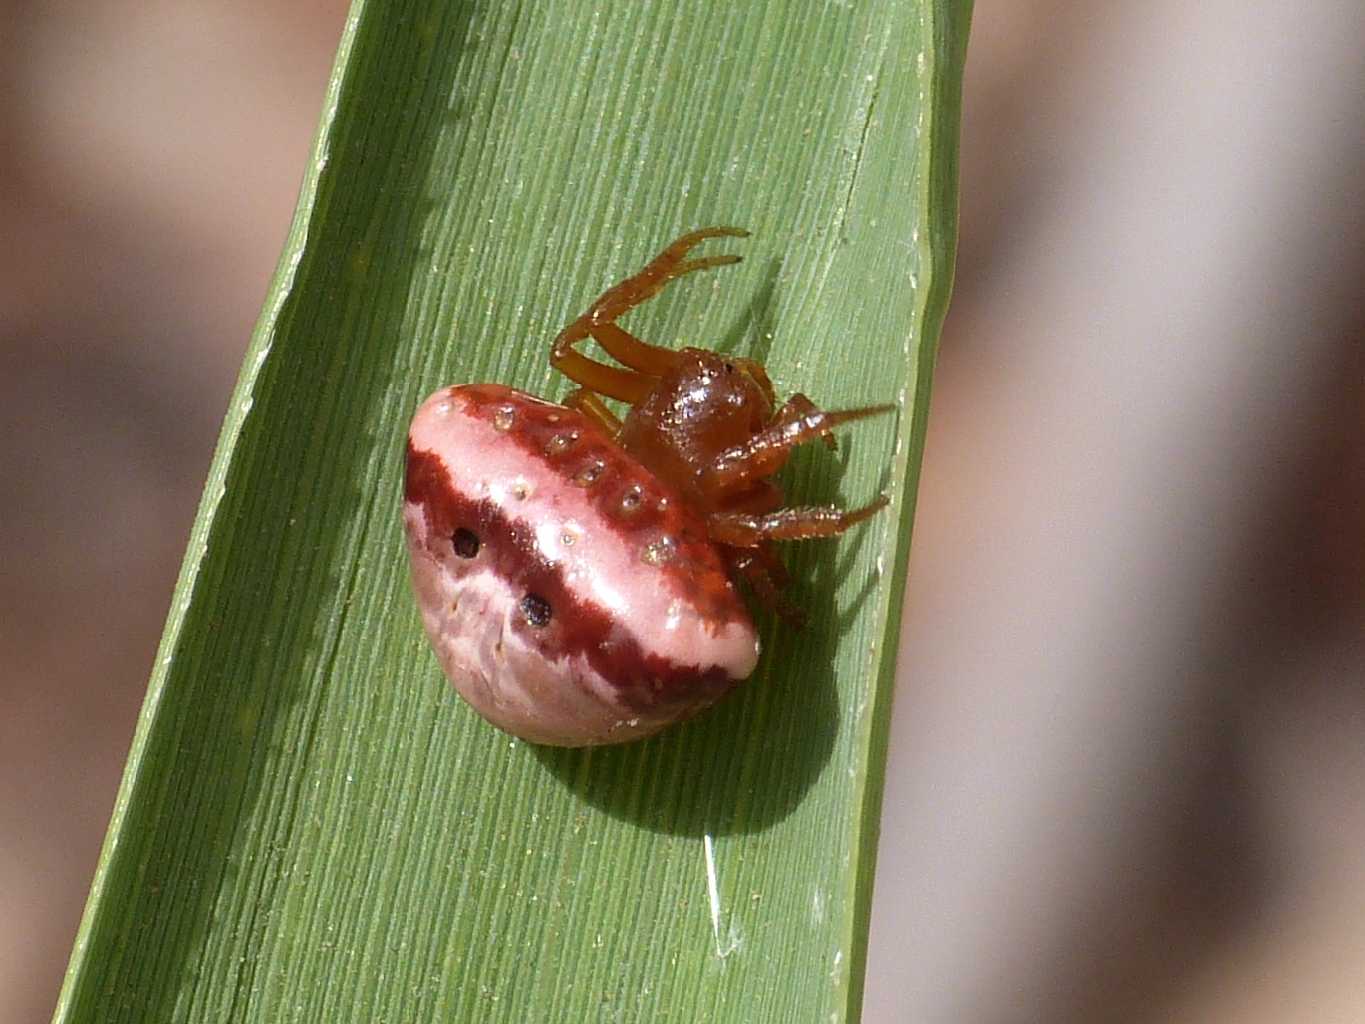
left=550, top=227, right=749, bottom=402
left=701, top=396, right=894, bottom=497
left=707, top=496, right=891, bottom=547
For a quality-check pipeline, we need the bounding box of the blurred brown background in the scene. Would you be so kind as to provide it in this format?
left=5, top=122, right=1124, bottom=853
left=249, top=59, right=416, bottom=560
left=3, top=3, right=1362, bottom=1022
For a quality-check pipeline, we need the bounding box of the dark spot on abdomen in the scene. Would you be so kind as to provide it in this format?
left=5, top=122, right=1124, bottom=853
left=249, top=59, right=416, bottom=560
left=520, top=593, right=552, bottom=627
left=452, top=527, right=480, bottom=558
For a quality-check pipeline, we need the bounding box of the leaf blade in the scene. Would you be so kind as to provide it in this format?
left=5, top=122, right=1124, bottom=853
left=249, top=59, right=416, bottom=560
left=56, top=1, right=971, bottom=1021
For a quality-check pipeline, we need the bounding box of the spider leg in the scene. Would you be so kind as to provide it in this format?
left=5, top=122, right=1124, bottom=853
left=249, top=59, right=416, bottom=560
left=776, top=394, right=837, bottom=450
left=586, top=226, right=750, bottom=324
left=751, top=541, right=793, bottom=589
left=550, top=348, right=654, bottom=403
left=562, top=388, right=623, bottom=437
left=707, top=495, right=890, bottom=548
left=702, top=399, right=894, bottom=495
left=727, top=545, right=806, bottom=627
left=550, top=227, right=749, bottom=388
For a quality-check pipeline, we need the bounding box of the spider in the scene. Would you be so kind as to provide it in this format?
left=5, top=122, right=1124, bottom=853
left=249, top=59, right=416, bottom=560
left=404, top=227, right=891, bottom=744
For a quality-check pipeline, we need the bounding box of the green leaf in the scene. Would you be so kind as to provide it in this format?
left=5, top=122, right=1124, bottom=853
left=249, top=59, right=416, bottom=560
left=55, top=1, right=970, bottom=1021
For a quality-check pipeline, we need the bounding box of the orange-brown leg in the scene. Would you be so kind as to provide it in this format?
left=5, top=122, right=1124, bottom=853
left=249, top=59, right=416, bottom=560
left=550, top=226, right=749, bottom=393
left=727, top=545, right=806, bottom=627
left=562, top=387, right=622, bottom=437
left=707, top=495, right=890, bottom=548
left=779, top=394, right=838, bottom=450
left=581, top=226, right=750, bottom=326
left=701, top=398, right=895, bottom=496
left=551, top=348, right=655, bottom=404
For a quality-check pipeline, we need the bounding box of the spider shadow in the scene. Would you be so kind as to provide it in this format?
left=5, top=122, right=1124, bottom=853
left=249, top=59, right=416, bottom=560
left=820, top=453, right=897, bottom=635
left=715, top=257, right=781, bottom=368
left=530, top=582, right=842, bottom=838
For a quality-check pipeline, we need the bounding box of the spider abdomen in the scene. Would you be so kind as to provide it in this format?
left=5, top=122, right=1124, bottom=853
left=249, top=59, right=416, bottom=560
left=403, top=384, right=759, bottom=746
